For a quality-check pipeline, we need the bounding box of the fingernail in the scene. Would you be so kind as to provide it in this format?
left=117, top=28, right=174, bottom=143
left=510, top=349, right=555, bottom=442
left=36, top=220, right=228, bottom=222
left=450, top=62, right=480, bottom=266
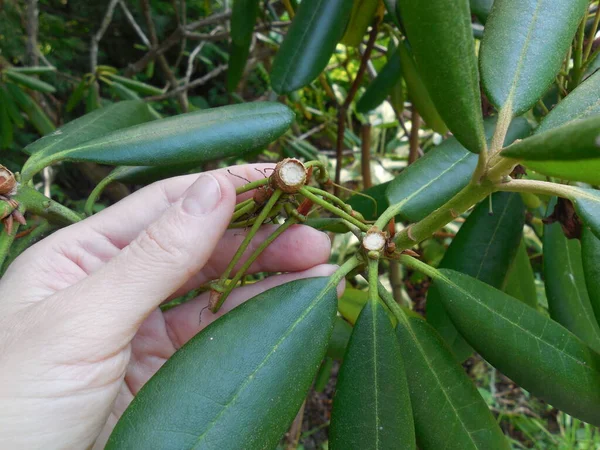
left=182, top=174, right=222, bottom=216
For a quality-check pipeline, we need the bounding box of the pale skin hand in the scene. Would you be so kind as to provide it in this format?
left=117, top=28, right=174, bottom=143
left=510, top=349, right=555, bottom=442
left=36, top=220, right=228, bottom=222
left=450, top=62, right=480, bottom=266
left=0, top=164, right=340, bottom=449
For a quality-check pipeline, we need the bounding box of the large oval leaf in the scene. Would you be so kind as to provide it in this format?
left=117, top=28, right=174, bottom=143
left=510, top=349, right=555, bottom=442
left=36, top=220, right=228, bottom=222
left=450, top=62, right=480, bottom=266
left=106, top=277, right=338, bottom=449
left=21, top=102, right=294, bottom=181
left=480, top=0, right=588, bottom=116
left=271, top=0, right=354, bottom=94
left=395, top=314, right=509, bottom=449
left=501, top=115, right=600, bottom=185
left=428, top=192, right=525, bottom=361
left=341, top=0, right=380, bottom=47
left=397, top=41, right=448, bottom=134
left=436, top=269, right=600, bottom=426
left=227, top=0, right=261, bottom=91
left=356, top=47, right=402, bottom=114
left=544, top=203, right=600, bottom=352
left=537, top=70, right=600, bottom=133
left=504, top=239, right=538, bottom=309
left=582, top=228, right=600, bottom=327
left=398, top=0, right=485, bottom=153
left=386, top=117, right=531, bottom=222
left=5, top=83, right=55, bottom=136
left=330, top=300, right=415, bottom=449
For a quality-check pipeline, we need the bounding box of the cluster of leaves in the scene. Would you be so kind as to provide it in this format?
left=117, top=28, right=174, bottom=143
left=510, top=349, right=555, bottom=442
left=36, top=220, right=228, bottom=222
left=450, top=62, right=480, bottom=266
left=2, top=0, right=600, bottom=448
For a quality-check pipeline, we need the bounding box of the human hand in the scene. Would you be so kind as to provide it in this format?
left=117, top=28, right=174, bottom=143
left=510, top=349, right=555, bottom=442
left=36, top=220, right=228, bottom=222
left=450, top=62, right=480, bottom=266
left=0, top=164, right=337, bottom=449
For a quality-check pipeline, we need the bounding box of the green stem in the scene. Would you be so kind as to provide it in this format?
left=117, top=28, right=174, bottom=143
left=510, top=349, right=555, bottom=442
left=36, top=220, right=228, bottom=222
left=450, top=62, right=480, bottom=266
left=15, top=186, right=82, bottom=225
left=493, top=178, right=577, bottom=199
left=235, top=198, right=254, bottom=211
left=231, top=200, right=257, bottom=222
left=304, top=186, right=353, bottom=214
left=0, top=225, right=19, bottom=275
left=236, top=178, right=269, bottom=196
left=584, top=5, right=600, bottom=63
left=398, top=254, right=442, bottom=280
left=488, top=105, right=512, bottom=158
left=211, top=217, right=300, bottom=312
left=2, top=220, right=54, bottom=270
left=299, top=186, right=370, bottom=232
left=471, top=144, right=489, bottom=184
left=377, top=280, right=409, bottom=327
left=229, top=205, right=281, bottom=228
left=305, top=160, right=330, bottom=184
left=219, top=189, right=282, bottom=282
left=331, top=255, right=363, bottom=287
left=84, top=174, right=115, bottom=216
left=367, top=258, right=380, bottom=306
left=570, top=17, right=587, bottom=90
left=394, top=182, right=493, bottom=251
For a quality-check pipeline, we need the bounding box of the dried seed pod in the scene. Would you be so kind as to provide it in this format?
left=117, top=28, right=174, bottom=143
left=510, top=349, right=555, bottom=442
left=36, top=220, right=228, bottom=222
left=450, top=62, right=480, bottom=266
left=362, top=226, right=387, bottom=253
left=270, top=158, right=307, bottom=194
left=0, top=165, right=16, bottom=196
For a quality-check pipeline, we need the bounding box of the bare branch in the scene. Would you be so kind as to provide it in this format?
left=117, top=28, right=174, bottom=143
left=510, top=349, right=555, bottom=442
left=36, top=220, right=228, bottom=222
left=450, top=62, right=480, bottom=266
left=144, top=65, right=227, bottom=102
left=26, top=0, right=39, bottom=66
left=90, top=0, right=120, bottom=73
left=119, top=0, right=150, bottom=47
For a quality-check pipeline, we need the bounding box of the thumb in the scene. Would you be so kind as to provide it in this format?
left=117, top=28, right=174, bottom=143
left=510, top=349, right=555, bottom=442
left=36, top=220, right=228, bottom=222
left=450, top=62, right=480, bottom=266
left=51, top=173, right=236, bottom=340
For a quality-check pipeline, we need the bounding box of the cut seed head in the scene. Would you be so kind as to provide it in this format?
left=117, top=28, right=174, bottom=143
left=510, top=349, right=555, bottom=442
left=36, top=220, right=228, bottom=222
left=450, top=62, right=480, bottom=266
left=0, top=165, right=16, bottom=196
left=271, top=158, right=307, bottom=193
left=363, top=228, right=386, bottom=252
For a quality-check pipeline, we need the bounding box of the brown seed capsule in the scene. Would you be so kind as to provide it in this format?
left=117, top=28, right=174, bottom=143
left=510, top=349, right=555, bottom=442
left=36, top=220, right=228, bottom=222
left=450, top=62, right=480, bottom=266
left=270, top=158, right=307, bottom=194
left=0, top=165, right=16, bottom=196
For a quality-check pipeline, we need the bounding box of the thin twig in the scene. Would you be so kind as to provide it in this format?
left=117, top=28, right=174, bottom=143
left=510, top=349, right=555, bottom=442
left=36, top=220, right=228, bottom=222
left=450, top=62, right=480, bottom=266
left=119, top=0, right=150, bottom=47
left=26, top=0, right=39, bottom=66
left=144, top=65, right=228, bottom=101
left=125, top=11, right=232, bottom=76
left=334, top=20, right=381, bottom=195
left=90, top=0, right=120, bottom=73
left=140, top=0, right=188, bottom=111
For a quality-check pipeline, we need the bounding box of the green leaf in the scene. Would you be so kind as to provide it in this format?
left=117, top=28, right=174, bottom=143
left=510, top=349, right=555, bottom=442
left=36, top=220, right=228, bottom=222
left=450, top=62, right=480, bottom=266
left=5, top=83, right=55, bottom=136
left=85, top=84, right=99, bottom=112
left=108, top=163, right=200, bottom=185
left=106, top=73, right=163, bottom=96
left=0, top=91, right=13, bottom=148
left=427, top=192, right=525, bottom=361
left=22, top=102, right=293, bottom=181
left=543, top=200, right=600, bottom=352
left=480, top=0, right=588, bottom=116
left=1, top=86, right=24, bottom=128
left=5, top=66, right=56, bottom=75
left=326, top=316, right=353, bottom=360
left=338, top=287, right=370, bottom=325
left=383, top=0, right=401, bottom=27
left=501, top=116, right=600, bottom=185
left=504, top=240, right=538, bottom=308
left=330, top=300, right=416, bottom=449
left=109, top=82, right=162, bottom=119
left=397, top=41, right=448, bottom=134
left=357, top=47, right=402, bottom=114
left=435, top=269, right=600, bottom=426
left=399, top=0, right=486, bottom=153
left=395, top=314, right=509, bottom=449
left=106, top=277, right=338, bottom=449
left=228, top=0, right=261, bottom=92
left=4, top=70, right=56, bottom=94
left=65, top=79, right=88, bottom=112
left=470, top=0, right=494, bottom=23
left=347, top=181, right=391, bottom=222
left=537, top=70, right=600, bottom=134
left=582, top=228, right=600, bottom=327
left=20, top=100, right=154, bottom=179
left=386, top=117, right=531, bottom=222
left=271, top=0, right=354, bottom=94
left=341, top=0, right=380, bottom=47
